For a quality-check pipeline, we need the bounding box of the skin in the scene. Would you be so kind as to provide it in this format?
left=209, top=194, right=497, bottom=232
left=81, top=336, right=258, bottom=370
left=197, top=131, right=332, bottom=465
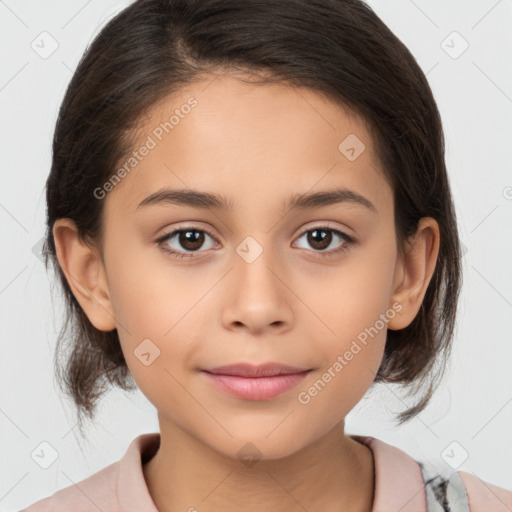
left=53, top=71, right=440, bottom=512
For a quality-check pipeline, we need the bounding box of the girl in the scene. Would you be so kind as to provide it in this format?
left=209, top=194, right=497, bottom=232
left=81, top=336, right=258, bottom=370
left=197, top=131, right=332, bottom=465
left=20, top=0, right=511, bottom=510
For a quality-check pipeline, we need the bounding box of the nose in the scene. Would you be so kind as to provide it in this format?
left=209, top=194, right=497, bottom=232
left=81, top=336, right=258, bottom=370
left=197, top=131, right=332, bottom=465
left=220, top=242, right=294, bottom=335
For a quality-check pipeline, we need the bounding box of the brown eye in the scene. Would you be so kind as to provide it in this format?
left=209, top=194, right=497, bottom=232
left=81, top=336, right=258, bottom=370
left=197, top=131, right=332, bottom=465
left=176, top=229, right=205, bottom=251
left=306, top=229, right=332, bottom=250
left=157, top=224, right=355, bottom=261
left=157, top=227, right=218, bottom=258
left=294, top=227, right=354, bottom=255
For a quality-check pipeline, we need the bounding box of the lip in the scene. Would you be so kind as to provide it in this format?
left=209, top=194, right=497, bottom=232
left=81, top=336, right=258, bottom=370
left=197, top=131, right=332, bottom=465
left=204, top=362, right=310, bottom=377
left=201, top=363, right=312, bottom=400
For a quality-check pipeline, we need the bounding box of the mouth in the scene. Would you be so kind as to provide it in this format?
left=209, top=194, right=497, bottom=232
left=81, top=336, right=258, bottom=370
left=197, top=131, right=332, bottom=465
left=203, top=362, right=311, bottom=378
left=201, top=363, right=312, bottom=400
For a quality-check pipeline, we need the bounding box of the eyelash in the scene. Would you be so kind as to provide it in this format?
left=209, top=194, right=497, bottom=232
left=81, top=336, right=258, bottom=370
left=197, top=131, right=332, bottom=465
left=156, top=225, right=356, bottom=260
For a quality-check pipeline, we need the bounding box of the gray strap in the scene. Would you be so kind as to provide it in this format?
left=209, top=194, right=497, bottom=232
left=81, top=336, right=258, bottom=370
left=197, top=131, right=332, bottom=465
left=418, top=461, right=471, bottom=512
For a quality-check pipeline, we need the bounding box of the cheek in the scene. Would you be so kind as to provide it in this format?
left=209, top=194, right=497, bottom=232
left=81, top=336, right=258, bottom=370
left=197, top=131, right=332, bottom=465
left=105, top=238, right=204, bottom=334
left=104, top=245, right=210, bottom=383
left=297, top=321, right=386, bottom=428
left=305, top=242, right=397, bottom=347
left=297, top=235, right=396, bottom=400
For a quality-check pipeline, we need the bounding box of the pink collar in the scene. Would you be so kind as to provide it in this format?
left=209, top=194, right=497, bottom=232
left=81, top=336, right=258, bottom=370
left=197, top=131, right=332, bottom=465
left=116, top=432, right=427, bottom=511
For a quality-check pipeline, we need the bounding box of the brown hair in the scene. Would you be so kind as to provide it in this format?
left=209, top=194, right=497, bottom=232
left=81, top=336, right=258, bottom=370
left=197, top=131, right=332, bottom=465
left=44, top=0, right=462, bottom=435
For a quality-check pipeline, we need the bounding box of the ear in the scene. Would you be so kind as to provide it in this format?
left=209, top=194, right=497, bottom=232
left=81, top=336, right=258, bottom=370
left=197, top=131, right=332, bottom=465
left=387, top=217, right=440, bottom=330
left=52, top=218, right=117, bottom=332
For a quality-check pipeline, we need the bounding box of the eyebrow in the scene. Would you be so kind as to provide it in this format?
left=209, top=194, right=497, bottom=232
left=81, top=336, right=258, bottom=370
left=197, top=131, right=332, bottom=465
left=136, top=187, right=377, bottom=214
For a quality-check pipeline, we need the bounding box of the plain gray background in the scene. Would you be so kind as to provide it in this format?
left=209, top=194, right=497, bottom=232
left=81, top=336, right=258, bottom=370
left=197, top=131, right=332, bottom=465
left=1, top=0, right=511, bottom=509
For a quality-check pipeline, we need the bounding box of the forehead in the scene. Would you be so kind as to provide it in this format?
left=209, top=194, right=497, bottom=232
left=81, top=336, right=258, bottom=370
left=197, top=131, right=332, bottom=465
left=104, top=73, right=390, bottom=216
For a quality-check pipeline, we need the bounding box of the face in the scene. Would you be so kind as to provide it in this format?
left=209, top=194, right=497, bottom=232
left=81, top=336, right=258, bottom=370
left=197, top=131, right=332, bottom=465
left=91, top=73, right=403, bottom=459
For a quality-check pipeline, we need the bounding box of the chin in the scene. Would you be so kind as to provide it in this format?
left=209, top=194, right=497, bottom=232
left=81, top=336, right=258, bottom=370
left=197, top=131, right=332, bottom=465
left=208, top=432, right=310, bottom=464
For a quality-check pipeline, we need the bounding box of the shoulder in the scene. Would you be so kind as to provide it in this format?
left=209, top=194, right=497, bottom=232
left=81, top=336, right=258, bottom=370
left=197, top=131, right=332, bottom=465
left=19, top=460, right=119, bottom=511
left=19, top=433, right=160, bottom=512
left=352, top=434, right=512, bottom=512
left=419, top=462, right=512, bottom=512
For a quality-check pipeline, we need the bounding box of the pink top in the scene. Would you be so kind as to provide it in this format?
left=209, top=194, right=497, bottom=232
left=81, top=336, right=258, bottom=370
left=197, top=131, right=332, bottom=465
left=20, top=432, right=512, bottom=511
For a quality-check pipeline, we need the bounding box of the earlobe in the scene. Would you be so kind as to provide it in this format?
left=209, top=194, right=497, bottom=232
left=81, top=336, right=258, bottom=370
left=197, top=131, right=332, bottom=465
left=52, top=219, right=117, bottom=332
left=387, top=217, right=440, bottom=330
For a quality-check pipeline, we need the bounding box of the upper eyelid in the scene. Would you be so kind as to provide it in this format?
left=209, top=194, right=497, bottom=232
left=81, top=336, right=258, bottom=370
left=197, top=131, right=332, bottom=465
left=158, top=224, right=219, bottom=242
left=159, top=222, right=351, bottom=237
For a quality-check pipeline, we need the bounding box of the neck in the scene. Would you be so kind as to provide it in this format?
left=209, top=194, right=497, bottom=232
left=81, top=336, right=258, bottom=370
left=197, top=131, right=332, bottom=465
left=142, top=419, right=375, bottom=512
